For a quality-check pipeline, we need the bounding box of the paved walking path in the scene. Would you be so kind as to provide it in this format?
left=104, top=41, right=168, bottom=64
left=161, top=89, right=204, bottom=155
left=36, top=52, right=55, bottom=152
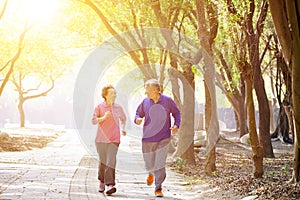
left=0, top=129, right=218, bottom=200
left=0, top=129, right=85, bottom=199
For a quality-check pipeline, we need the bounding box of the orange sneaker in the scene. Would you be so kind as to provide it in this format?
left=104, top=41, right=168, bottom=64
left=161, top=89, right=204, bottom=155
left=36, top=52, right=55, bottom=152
left=154, top=189, right=163, bottom=197
left=146, top=174, right=154, bottom=186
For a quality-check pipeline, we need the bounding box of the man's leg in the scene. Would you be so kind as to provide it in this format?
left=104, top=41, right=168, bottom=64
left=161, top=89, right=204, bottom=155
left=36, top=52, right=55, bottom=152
left=142, top=142, right=157, bottom=174
left=153, top=138, right=170, bottom=191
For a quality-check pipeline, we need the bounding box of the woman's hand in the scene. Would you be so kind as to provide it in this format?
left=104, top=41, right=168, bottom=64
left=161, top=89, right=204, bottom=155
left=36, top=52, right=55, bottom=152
left=103, top=111, right=111, bottom=119
left=97, top=111, right=111, bottom=123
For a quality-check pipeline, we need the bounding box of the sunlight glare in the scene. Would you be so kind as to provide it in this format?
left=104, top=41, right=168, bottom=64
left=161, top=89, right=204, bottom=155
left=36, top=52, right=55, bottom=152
left=22, top=0, right=59, bottom=24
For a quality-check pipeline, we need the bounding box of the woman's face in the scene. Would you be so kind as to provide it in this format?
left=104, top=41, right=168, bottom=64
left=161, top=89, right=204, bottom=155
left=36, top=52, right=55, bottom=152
left=105, top=88, right=116, bottom=102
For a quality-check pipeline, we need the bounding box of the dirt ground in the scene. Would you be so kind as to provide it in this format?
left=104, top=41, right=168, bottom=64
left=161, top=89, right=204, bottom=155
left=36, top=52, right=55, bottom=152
left=0, top=128, right=59, bottom=152
left=169, top=131, right=300, bottom=200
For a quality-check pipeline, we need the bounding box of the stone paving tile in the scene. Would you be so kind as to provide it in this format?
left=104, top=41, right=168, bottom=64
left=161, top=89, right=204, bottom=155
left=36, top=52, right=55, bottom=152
left=0, top=130, right=85, bottom=200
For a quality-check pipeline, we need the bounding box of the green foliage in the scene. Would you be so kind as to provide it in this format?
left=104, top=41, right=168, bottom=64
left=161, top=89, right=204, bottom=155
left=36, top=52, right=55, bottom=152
left=191, top=65, right=198, bottom=75
left=212, top=170, right=218, bottom=177
left=282, top=164, right=288, bottom=174
left=188, top=178, right=207, bottom=185
left=176, top=157, right=185, bottom=171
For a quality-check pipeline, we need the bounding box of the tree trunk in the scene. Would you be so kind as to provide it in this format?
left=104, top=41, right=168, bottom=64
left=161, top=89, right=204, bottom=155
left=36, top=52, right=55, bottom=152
left=292, top=143, right=300, bottom=182
left=205, top=147, right=216, bottom=175
left=204, top=83, right=211, bottom=131
left=245, top=78, right=264, bottom=178
left=177, top=90, right=195, bottom=163
left=244, top=0, right=274, bottom=158
left=204, top=82, right=216, bottom=174
left=269, top=99, right=275, bottom=133
left=237, top=94, right=247, bottom=137
left=271, top=41, right=292, bottom=143
left=216, top=51, right=247, bottom=137
left=291, top=11, right=300, bottom=183
left=18, top=97, right=25, bottom=128
left=192, top=48, right=220, bottom=176
left=169, top=58, right=196, bottom=165
left=195, top=0, right=219, bottom=175
left=289, top=4, right=300, bottom=181
left=200, top=50, right=220, bottom=175
left=271, top=104, right=290, bottom=142
left=172, top=60, right=196, bottom=165
left=291, top=46, right=300, bottom=182
left=253, top=73, right=274, bottom=158
left=223, top=91, right=247, bottom=137
left=269, top=0, right=300, bottom=182
left=284, top=105, right=295, bottom=143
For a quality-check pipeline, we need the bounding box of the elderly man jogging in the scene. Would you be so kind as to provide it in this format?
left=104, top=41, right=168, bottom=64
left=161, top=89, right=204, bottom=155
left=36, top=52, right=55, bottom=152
left=134, top=79, right=181, bottom=197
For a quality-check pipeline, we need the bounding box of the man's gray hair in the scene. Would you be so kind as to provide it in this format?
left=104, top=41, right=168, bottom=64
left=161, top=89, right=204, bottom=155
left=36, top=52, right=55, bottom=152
left=145, top=79, right=160, bottom=91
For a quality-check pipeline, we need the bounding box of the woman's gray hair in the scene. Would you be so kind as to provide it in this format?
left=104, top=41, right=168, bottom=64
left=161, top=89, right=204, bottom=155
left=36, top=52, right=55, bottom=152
left=145, top=79, right=160, bottom=91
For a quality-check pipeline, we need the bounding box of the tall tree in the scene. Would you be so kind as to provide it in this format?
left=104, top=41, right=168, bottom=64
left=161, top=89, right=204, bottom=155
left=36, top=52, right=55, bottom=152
left=269, top=0, right=300, bottom=182
left=9, top=33, right=69, bottom=127
left=225, top=0, right=274, bottom=159
left=215, top=48, right=247, bottom=138
left=195, top=0, right=220, bottom=175
left=271, top=36, right=293, bottom=144
left=1, top=0, right=78, bottom=127
left=11, top=73, right=55, bottom=127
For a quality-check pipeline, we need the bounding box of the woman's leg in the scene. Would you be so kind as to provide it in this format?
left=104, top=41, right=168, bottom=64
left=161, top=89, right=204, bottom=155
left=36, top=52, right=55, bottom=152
left=104, top=143, right=119, bottom=185
left=95, top=142, right=107, bottom=183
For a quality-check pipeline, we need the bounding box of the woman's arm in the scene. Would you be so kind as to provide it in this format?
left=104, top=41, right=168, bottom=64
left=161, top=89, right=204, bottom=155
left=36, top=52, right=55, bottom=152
left=92, top=106, right=111, bottom=124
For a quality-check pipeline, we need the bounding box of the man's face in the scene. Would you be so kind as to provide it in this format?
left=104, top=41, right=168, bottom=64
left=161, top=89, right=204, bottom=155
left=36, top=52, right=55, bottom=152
left=145, top=85, right=159, bottom=100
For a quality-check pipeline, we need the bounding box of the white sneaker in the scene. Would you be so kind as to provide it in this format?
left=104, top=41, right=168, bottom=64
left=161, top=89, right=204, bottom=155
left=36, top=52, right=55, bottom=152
left=98, top=182, right=105, bottom=193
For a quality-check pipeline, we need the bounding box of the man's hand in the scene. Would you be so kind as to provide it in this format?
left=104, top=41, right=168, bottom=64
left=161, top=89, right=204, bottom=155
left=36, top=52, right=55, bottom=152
left=135, top=118, right=143, bottom=125
left=170, top=125, right=179, bottom=134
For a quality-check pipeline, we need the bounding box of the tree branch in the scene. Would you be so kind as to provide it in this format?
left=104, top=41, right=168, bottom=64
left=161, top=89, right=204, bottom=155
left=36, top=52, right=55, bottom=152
left=24, top=77, right=55, bottom=101
left=259, top=34, right=273, bottom=65
left=256, top=0, right=269, bottom=38
left=0, top=0, right=8, bottom=20
left=0, top=24, right=29, bottom=96
left=83, top=0, right=153, bottom=79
